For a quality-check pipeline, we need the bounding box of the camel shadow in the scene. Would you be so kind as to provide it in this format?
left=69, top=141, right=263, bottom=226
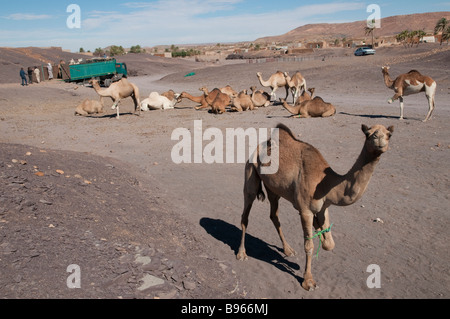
left=199, top=217, right=303, bottom=284
left=85, top=112, right=138, bottom=119
left=338, top=111, right=400, bottom=119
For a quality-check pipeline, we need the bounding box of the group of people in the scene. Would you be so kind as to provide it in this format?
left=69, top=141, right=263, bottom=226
left=20, top=63, right=54, bottom=86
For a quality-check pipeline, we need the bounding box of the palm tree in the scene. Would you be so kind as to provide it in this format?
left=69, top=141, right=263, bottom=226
left=415, top=30, right=427, bottom=47
left=442, top=26, right=450, bottom=44
left=396, top=30, right=409, bottom=47
left=364, top=26, right=375, bottom=48
left=434, top=18, right=449, bottom=45
left=407, top=30, right=418, bottom=47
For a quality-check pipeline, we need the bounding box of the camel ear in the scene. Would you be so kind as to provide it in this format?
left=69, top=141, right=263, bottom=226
left=387, top=125, right=394, bottom=134
left=361, top=124, right=370, bottom=136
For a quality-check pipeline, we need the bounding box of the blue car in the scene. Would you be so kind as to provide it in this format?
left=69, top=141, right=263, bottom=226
left=354, top=47, right=376, bottom=56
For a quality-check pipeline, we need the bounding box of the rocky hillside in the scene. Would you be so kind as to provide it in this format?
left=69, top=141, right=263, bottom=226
left=256, top=11, right=450, bottom=43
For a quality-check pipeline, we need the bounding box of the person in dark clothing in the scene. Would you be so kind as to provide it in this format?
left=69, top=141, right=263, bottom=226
left=20, top=68, right=28, bottom=86
left=27, top=66, right=34, bottom=84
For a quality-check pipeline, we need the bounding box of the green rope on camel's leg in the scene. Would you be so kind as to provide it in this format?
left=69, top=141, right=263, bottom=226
left=307, top=223, right=333, bottom=258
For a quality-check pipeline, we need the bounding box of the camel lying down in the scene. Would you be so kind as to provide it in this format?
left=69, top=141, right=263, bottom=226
left=74, top=99, right=104, bottom=116
left=280, top=88, right=336, bottom=118
left=237, top=123, right=394, bottom=291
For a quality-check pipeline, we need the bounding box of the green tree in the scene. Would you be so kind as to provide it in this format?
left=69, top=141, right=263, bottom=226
left=415, top=29, right=427, bottom=47
left=93, top=47, right=105, bottom=57
left=434, top=18, right=448, bottom=45
left=396, top=30, right=410, bottom=47
left=407, top=30, right=418, bottom=47
left=130, top=45, right=142, bottom=53
left=364, top=25, right=375, bottom=48
left=109, top=45, right=125, bottom=56
left=442, top=26, right=450, bottom=44
left=79, top=47, right=85, bottom=53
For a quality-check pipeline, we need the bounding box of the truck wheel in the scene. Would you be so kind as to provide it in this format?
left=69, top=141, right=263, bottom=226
left=104, top=79, right=112, bottom=87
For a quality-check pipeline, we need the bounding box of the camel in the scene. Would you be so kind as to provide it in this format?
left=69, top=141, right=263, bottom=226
left=279, top=88, right=336, bottom=118
left=381, top=66, right=436, bottom=122
left=74, top=99, right=104, bottom=116
left=284, top=71, right=307, bottom=103
left=294, top=87, right=315, bottom=103
left=140, top=90, right=181, bottom=111
left=220, top=85, right=238, bottom=98
left=237, top=123, right=394, bottom=291
left=199, top=86, right=231, bottom=113
left=231, top=90, right=255, bottom=112
left=249, top=86, right=271, bottom=108
left=89, top=78, right=140, bottom=119
left=179, top=92, right=209, bottom=110
left=256, top=71, right=289, bottom=102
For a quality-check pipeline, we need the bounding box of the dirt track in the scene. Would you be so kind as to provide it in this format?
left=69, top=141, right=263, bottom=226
left=0, top=44, right=449, bottom=299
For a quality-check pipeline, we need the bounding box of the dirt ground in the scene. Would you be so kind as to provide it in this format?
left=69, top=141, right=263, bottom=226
left=0, top=44, right=449, bottom=300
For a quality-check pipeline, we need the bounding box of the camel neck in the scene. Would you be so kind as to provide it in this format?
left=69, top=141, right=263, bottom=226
left=281, top=100, right=300, bottom=115
left=329, top=145, right=380, bottom=206
left=383, top=72, right=394, bottom=89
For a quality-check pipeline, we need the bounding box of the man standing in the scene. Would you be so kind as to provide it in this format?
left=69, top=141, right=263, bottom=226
left=27, top=66, right=34, bottom=84
left=34, top=67, right=41, bottom=83
left=47, top=63, right=53, bottom=80
left=20, top=68, right=28, bottom=86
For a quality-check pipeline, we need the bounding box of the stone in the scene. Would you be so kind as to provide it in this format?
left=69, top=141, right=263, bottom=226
left=137, top=274, right=165, bottom=291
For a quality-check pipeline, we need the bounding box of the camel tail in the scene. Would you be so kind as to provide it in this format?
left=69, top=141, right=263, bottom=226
left=256, top=182, right=266, bottom=202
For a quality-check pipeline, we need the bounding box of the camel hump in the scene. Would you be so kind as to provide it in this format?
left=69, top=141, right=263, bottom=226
left=275, top=123, right=301, bottom=142
left=408, top=69, right=421, bottom=75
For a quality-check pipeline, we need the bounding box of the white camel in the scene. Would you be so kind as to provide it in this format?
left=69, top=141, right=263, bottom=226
left=140, top=90, right=181, bottom=111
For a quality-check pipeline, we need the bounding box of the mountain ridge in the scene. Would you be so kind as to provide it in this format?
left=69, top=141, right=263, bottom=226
left=255, top=11, right=450, bottom=43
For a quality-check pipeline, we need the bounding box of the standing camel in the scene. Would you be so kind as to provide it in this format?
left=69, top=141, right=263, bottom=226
left=237, top=123, right=394, bottom=291
left=256, top=71, right=289, bottom=102
left=381, top=66, right=436, bottom=122
left=284, top=71, right=306, bottom=103
left=89, top=78, right=141, bottom=119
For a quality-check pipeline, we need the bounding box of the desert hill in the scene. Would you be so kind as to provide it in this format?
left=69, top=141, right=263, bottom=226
left=256, top=11, right=450, bottom=43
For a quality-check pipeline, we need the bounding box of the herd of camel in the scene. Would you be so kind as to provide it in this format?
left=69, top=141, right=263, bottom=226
left=74, top=65, right=436, bottom=291
left=75, top=66, right=436, bottom=123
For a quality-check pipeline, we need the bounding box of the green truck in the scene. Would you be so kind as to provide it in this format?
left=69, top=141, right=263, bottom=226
left=60, top=58, right=127, bottom=87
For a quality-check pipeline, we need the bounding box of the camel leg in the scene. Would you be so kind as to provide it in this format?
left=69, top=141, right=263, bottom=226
left=195, top=102, right=209, bottom=110
left=132, top=94, right=141, bottom=116
left=266, top=189, right=296, bottom=257
left=321, top=108, right=336, bottom=117
left=284, top=85, right=290, bottom=102
left=270, top=88, right=277, bottom=102
left=313, top=208, right=335, bottom=251
left=398, top=96, right=404, bottom=120
left=237, top=162, right=262, bottom=261
left=291, top=88, right=296, bottom=104
left=388, top=93, right=404, bottom=120
left=423, top=91, right=435, bottom=122
left=300, top=210, right=317, bottom=291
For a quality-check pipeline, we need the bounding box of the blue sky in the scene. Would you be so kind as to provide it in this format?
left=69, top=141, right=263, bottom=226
left=0, top=0, right=448, bottom=52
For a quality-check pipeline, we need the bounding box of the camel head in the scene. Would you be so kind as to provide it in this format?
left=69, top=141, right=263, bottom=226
left=88, top=78, right=99, bottom=86
left=362, top=124, right=394, bottom=155
left=199, top=86, right=208, bottom=94
left=381, top=66, right=390, bottom=74
left=256, top=72, right=262, bottom=78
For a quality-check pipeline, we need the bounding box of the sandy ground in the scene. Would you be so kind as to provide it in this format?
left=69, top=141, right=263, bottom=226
left=0, top=44, right=449, bottom=299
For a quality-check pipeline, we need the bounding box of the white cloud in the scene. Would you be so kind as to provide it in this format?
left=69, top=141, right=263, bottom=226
left=0, top=0, right=367, bottom=51
left=78, top=0, right=365, bottom=47
left=5, top=13, right=52, bottom=20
